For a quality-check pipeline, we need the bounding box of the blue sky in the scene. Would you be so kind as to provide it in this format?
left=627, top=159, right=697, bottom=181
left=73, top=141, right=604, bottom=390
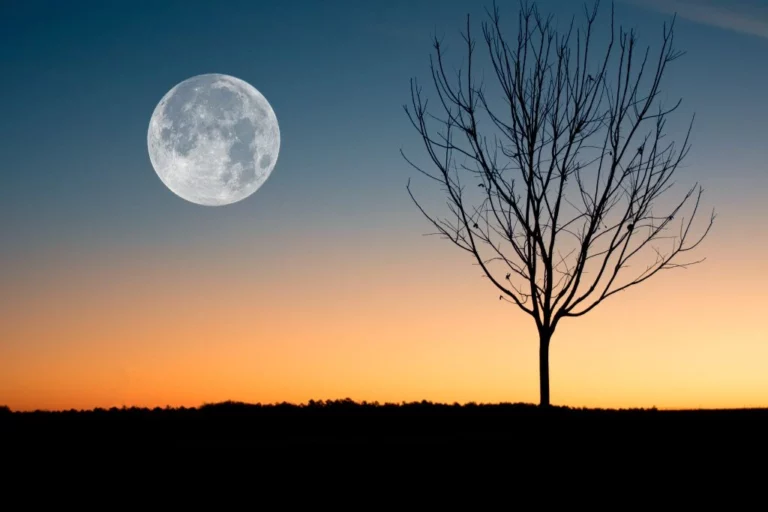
left=1, top=0, right=767, bottom=410
left=1, top=0, right=766, bottom=287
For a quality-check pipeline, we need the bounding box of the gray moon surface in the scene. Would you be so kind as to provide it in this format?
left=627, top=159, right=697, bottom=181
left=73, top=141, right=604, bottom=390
left=147, top=73, right=280, bottom=206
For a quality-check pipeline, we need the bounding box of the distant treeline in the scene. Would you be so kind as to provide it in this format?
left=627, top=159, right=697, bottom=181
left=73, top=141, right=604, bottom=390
left=7, top=398, right=554, bottom=414
left=2, top=400, right=767, bottom=446
left=4, top=398, right=768, bottom=414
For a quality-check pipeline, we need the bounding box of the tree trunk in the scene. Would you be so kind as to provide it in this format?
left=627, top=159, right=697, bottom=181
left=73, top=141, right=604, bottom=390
left=539, top=330, right=552, bottom=407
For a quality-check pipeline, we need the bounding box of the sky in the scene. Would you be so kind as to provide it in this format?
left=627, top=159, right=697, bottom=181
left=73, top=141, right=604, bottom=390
left=1, top=0, right=766, bottom=411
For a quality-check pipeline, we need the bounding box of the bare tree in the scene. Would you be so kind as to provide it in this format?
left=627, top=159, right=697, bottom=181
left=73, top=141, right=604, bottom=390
left=402, top=0, right=715, bottom=407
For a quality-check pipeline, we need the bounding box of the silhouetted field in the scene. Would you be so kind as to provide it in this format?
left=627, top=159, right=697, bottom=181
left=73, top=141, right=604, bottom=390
left=3, top=399, right=768, bottom=447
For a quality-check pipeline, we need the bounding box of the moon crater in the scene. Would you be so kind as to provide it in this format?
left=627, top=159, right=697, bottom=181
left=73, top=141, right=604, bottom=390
left=147, top=73, right=280, bottom=206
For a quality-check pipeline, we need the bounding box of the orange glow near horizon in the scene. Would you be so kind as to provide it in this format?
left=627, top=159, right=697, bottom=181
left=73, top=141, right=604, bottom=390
left=1, top=216, right=767, bottom=412
left=4, top=0, right=768, bottom=416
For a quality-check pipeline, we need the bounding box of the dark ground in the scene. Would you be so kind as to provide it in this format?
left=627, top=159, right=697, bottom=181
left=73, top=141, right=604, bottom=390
left=3, top=399, right=768, bottom=445
left=4, top=399, right=767, bottom=492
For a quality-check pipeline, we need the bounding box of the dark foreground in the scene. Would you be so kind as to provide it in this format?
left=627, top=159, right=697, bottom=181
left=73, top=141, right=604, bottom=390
left=3, top=399, right=768, bottom=446
left=5, top=400, right=765, bottom=496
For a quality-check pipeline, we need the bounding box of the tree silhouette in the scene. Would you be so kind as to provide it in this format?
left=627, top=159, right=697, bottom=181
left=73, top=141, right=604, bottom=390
left=402, top=0, right=715, bottom=407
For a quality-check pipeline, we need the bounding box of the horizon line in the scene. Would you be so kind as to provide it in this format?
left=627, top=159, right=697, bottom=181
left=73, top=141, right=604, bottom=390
left=4, top=399, right=767, bottom=414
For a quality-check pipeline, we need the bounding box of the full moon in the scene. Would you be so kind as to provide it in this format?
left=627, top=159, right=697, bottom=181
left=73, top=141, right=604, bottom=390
left=147, top=73, right=280, bottom=206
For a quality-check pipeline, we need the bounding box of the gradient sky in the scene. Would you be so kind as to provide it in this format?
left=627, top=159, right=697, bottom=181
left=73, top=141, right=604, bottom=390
left=1, top=0, right=766, bottom=411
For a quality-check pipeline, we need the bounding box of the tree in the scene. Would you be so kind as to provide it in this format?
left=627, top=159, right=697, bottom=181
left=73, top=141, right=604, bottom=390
left=402, top=0, right=715, bottom=407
